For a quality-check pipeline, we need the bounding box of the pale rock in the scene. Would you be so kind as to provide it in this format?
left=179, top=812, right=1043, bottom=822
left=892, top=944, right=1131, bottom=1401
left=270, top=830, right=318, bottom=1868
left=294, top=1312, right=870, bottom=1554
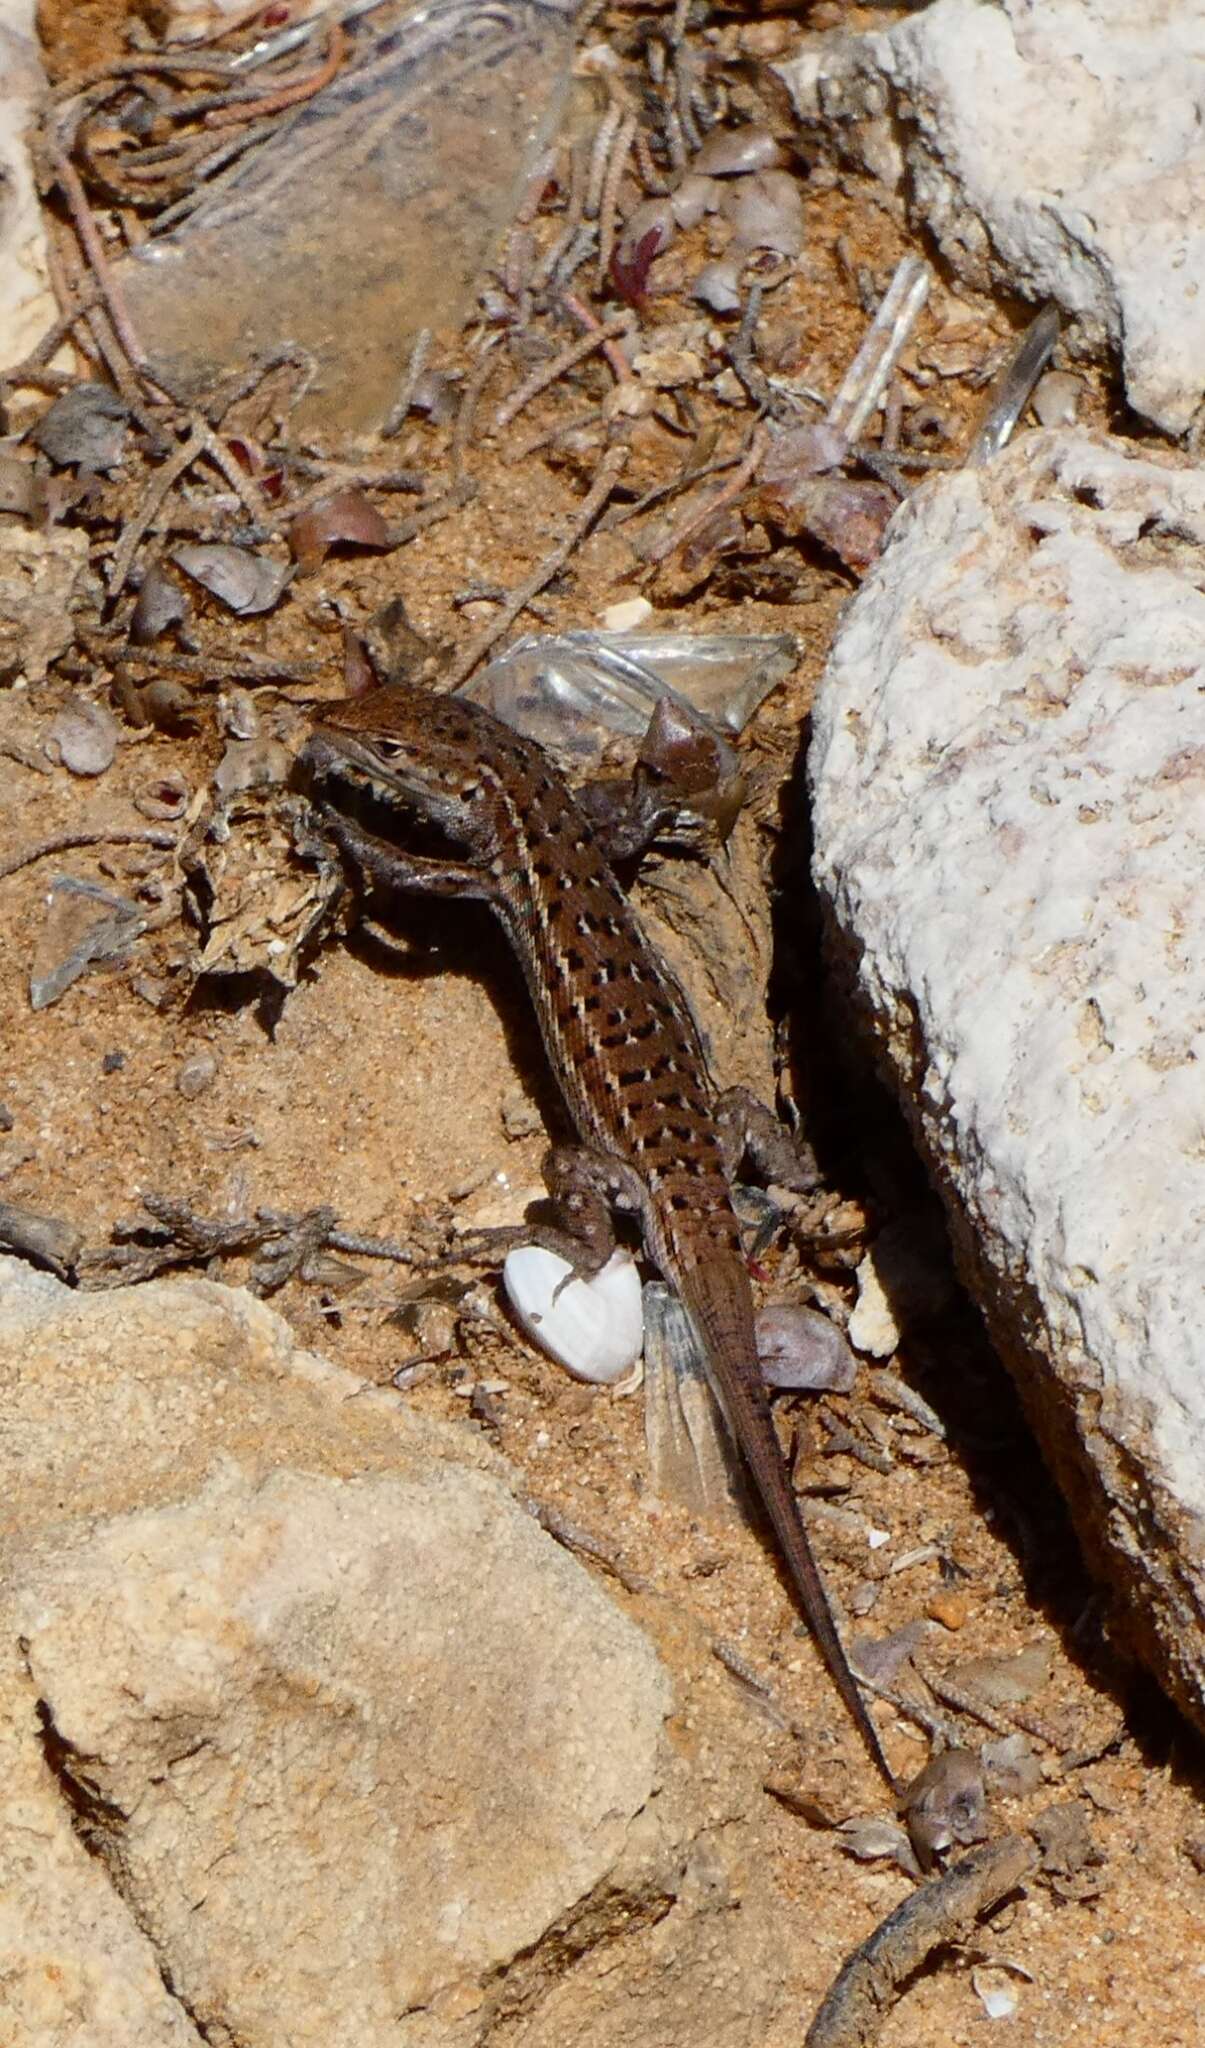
left=599, top=595, right=654, bottom=631
left=0, top=526, right=90, bottom=685
left=849, top=1214, right=956, bottom=1357
left=14, top=1463, right=670, bottom=2048
left=848, top=1257, right=899, bottom=1359
left=778, top=0, right=1205, bottom=435
left=0, top=1263, right=782, bottom=2048
left=0, top=6, right=56, bottom=367
left=809, top=427, right=1205, bottom=1732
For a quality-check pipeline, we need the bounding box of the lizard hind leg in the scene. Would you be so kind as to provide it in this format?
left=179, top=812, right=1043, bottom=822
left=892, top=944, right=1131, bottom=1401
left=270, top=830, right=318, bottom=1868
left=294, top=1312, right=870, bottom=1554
left=714, top=1084, right=822, bottom=1193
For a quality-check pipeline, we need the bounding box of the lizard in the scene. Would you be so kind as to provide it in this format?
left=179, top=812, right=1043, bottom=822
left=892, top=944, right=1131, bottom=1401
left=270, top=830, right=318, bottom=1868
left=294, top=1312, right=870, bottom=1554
left=299, top=681, right=895, bottom=1790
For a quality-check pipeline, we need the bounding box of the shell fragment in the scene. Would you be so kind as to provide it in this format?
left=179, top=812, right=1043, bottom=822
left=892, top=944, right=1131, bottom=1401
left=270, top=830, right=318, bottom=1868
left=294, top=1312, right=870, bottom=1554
left=503, top=1245, right=644, bottom=1385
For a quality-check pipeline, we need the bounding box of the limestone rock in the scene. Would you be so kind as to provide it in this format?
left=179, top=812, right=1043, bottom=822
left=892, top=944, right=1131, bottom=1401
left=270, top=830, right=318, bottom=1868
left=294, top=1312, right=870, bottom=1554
left=0, top=1263, right=780, bottom=2048
left=0, top=526, right=90, bottom=686
left=778, top=0, right=1205, bottom=436
left=0, top=5, right=56, bottom=367
left=809, top=428, right=1205, bottom=1731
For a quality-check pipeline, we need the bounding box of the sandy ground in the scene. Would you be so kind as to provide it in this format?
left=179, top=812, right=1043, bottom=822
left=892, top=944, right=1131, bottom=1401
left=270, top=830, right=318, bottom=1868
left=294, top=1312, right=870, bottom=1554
left=7, top=1, right=1204, bottom=2041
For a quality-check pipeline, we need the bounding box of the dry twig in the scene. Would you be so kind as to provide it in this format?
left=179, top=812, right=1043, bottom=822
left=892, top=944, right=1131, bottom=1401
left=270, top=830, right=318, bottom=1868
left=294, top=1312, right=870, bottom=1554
left=805, top=1835, right=1037, bottom=2048
left=204, top=20, right=347, bottom=128
left=445, top=445, right=629, bottom=686
left=0, top=828, right=177, bottom=883
left=494, top=307, right=634, bottom=431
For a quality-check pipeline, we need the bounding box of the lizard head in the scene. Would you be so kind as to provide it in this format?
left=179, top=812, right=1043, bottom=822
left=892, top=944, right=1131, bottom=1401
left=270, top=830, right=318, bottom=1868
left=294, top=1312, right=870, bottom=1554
left=298, top=684, right=505, bottom=833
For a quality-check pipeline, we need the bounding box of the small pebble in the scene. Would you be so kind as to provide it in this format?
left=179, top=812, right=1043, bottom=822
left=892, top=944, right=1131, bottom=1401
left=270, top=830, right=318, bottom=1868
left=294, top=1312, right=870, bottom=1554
left=927, top=1589, right=971, bottom=1630
left=599, top=595, right=654, bottom=631
left=101, top=1049, right=126, bottom=1074
left=1032, top=369, right=1082, bottom=428
left=176, top=1051, right=218, bottom=1099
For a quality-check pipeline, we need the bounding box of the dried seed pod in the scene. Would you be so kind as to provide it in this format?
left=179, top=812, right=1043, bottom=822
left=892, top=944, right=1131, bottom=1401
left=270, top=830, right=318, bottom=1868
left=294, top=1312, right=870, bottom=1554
left=693, top=257, right=743, bottom=314
left=31, top=382, right=129, bottom=473
left=46, top=695, right=118, bottom=777
left=174, top=542, right=290, bottom=616
left=134, top=769, right=190, bottom=820
left=213, top=737, right=292, bottom=797
left=756, top=1303, right=858, bottom=1391
left=723, top=170, right=805, bottom=257
left=134, top=679, right=200, bottom=733
left=902, top=1750, right=989, bottom=1870
left=691, top=125, right=785, bottom=177
left=129, top=563, right=189, bottom=645
left=836, top=1816, right=922, bottom=1878
left=671, top=172, right=722, bottom=230
left=289, top=487, right=391, bottom=574
left=408, top=369, right=460, bottom=422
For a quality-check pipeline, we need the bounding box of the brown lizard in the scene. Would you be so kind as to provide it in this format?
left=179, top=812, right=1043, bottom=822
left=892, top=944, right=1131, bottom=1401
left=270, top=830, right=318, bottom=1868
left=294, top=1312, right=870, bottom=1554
left=300, top=682, right=894, bottom=1789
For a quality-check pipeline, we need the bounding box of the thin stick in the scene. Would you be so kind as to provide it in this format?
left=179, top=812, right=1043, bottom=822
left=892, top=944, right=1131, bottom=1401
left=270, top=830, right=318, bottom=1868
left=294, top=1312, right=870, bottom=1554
left=382, top=327, right=433, bottom=438
left=445, top=445, right=628, bottom=687
left=493, top=309, right=634, bottom=431
left=50, top=147, right=173, bottom=416
left=0, top=828, right=176, bottom=882
left=645, top=422, right=767, bottom=562
left=107, top=419, right=208, bottom=596
left=827, top=255, right=932, bottom=443
left=198, top=423, right=270, bottom=523
left=513, top=406, right=606, bottom=460
left=205, top=21, right=347, bottom=128
left=451, top=340, right=503, bottom=478
left=562, top=290, right=634, bottom=384
left=585, top=102, right=622, bottom=219
left=606, top=443, right=743, bottom=527
left=533, top=141, right=585, bottom=288
left=147, top=118, right=280, bottom=235
left=596, top=112, right=636, bottom=290
left=51, top=52, right=237, bottom=98
left=385, top=477, right=476, bottom=548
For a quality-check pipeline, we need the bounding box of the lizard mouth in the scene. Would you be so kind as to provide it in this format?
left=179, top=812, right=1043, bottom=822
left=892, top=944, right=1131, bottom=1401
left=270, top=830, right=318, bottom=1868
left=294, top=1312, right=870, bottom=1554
left=297, top=727, right=469, bottom=864
left=299, top=727, right=412, bottom=805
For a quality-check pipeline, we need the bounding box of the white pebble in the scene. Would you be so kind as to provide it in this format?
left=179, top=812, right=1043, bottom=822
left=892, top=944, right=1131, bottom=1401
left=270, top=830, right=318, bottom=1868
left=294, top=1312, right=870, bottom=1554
left=599, top=596, right=654, bottom=631
left=503, top=1245, right=644, bottom=1385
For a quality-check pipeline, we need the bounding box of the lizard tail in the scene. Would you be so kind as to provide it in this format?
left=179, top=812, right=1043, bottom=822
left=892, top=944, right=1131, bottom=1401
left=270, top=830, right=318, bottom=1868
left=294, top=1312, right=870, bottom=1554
left=677, top=1257, right=896, bottom=1791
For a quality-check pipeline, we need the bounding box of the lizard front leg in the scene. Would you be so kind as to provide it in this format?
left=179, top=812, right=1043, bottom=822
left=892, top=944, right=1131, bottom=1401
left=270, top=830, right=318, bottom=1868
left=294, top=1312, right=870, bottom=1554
left=319, top=805, right=495, bottom=901
left=450, top=1143, right=640, bottom=1291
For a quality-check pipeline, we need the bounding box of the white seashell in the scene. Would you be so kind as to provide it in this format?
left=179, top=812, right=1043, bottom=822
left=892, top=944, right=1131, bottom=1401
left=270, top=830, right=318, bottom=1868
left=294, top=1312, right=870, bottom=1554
left=503, top=1245, right=644, bottom=1385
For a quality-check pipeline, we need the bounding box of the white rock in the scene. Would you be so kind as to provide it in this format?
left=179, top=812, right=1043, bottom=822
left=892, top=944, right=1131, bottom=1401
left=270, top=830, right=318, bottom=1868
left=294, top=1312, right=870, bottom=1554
left=809, top=427, right=1205, bottom=1733
left=0, top=526, right=90, bottom=686
left=504, top=1245, right=644, bottom=1384
left=778, top=0, right=1205, bottom=435
left=847, top=1260, right=899, bottom=1360
left=0, top=6, right=56, bottom=369
left=599, top=596, right=654, bottom=631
